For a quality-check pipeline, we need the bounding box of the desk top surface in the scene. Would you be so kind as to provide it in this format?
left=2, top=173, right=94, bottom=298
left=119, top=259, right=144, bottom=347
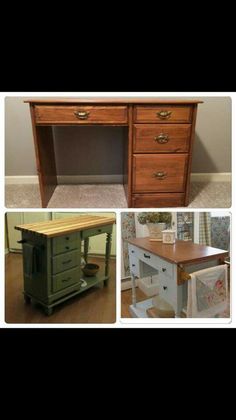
left=15, top=215, right=115, bottom=238
left=24, top=97, right=203, bottom=104
left=128, top=238, right=228, bottom=265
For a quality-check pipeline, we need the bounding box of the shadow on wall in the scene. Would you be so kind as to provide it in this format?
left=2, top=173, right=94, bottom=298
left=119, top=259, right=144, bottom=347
left=192, top=133, right=219, bottom=173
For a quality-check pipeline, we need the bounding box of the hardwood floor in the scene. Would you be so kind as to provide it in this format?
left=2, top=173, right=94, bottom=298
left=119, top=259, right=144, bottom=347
left=5, top=253, right=116, bottom=324
left=121, top=287, right=147, bottom=318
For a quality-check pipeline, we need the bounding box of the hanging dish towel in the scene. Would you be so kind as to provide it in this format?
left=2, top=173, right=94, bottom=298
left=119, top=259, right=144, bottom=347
left=187, top=264, right=228, bottom=318
left=23, top=243, right=42, bottom=277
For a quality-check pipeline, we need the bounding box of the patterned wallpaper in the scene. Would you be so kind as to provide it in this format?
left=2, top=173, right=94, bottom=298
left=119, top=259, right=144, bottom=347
left=211, top=217, right=230, bottom=250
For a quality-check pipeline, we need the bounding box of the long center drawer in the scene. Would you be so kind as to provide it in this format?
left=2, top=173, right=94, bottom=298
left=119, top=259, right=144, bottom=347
left=132, top=154, right=188, bottom=193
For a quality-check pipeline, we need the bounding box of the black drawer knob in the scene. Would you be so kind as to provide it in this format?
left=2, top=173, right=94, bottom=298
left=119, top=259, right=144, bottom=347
left=98, top=229, right=102, bottom=233
left=132, top=264, right=135, bottom=267
left=131, top=250, right=134, bottom=253
left=163, top=286, right=167, bottom=290
left=65, top=237, right=70, bottom=240
left=144, top=253, right=150, bottom=259
left=65, top=246, right=70, bottom=250
left=162, top=268, right=166, bottom=272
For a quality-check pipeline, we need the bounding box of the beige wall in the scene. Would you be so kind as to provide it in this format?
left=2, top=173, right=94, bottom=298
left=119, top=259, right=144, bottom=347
left=5, top=97, right=231, bottom=176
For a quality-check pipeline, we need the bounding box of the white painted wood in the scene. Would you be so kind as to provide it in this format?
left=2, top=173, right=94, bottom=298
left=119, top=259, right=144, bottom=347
left=131, top=272, right=137, bottom=307
left=5, top=173, right=231, bottom=185
left=191, top=173, right=231, bottom=182
left=121, top=278, right=138, bottom=291
left=52, top=212, right=116, bottom=256
left=129, top=299, right=153, bottom=318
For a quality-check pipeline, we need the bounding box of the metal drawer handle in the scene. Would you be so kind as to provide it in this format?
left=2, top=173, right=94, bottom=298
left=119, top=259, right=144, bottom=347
left=163, top=286, right=167, bottom=290
left=62, top=277, right=72, bottom=282
left=162, top=268, right=166, bottom=272
left=65, top=246, right=70, bottom=250
left=65, top=237, right=70, bottom=240
left=97, top=229, right=102, bottom=233
left=74, top=111, right=90, bottom=120
left=154, top=133, right=169, bottom=144
left=144, top=253, right=150, bottom=259
left=153, top=171, right=167, bottom=179
left=157, top=110, right=172, bottom=119
left=62, top=259, right=72, bottom=264
left=132, top=264, right=136, bottom=267
left=131, top=250, right=134, bottom=253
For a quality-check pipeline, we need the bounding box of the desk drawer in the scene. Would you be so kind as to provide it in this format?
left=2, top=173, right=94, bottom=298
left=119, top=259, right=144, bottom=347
left=132, top=154, right=188, bottom=193
left=52, top=267, right=80, bottom=293
left=34, top=105, right=128, bottom=124
left=132, top=193, right=185, bottom=208
left=134, top=105, right=192, bottom=123
left=52, top=250, right=80, bottom=275
left=136, top=248, right=173, bottom=279
left=159, top=273, right=177, bottom=309
left=133, top=124, right=191, bottom=153
left=52, top=232, right=79, bottom=255
left=81, top=224, right=113, bottom=240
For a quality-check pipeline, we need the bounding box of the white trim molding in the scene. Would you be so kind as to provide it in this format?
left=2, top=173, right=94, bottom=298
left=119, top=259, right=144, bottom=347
left=5, top=173, right=231, bottom=185
left=5, top=175, right=124, bottom=185
left=191, top=173, right=231, bottom=183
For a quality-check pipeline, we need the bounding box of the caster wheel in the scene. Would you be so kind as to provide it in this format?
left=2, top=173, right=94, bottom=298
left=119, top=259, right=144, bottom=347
left=24, top=295, right=31, bottom=304
left=44, top=307, right=53, bottom=316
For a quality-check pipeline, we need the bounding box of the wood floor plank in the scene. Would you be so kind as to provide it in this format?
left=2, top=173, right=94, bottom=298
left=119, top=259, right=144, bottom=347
left=5, top=253, right=116, bottom=324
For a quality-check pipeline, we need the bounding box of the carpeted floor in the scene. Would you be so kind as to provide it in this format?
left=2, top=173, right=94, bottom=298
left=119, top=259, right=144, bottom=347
left=5, top=181, right=231, bottom=208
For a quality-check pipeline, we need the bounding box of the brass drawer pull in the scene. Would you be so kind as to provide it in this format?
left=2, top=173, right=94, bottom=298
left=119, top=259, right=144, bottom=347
left=153, top=171, right=167, bottom=179
left=62, top=277, right=72, bottom=282
left=154, top=133, right=169, bottom=144
left=157, top=110, right=172, bottom=119
left=74, top=111, right=90, bottom=120
left=62, top=259, right=72, bottom=264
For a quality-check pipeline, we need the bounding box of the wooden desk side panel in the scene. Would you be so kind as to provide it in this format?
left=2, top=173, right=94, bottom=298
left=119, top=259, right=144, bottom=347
left=184, top=104, right=198, bottom=205
left=30, top=105, right=57, bottom=207
left=123, top=105, right=133, bottom=207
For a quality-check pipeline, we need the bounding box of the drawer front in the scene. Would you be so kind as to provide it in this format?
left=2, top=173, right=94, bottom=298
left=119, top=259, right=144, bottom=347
left=133, top=124, right=191, bottom=153
left=81, top=224, right=113, bottom=240
left=34, top=105, right=128, bottom=124
left=52, top=232, right=79, bottom=255
left=134, top=106, right=192, bottom=123
left=52, top=267, right=81, bottom=293
left=159, top=273, right=177, bottom=309
left=132, top=193, right=185, bottom=208
left=136, top=248, right=173, bottom=279
left=52, top=249, right=80, bottom=275
left=133, top=154, right=188, bottom=193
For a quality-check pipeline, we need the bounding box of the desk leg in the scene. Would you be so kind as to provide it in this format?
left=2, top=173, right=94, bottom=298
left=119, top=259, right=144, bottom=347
left=131, top=272, right=137, bottom=307
left=84, top=238, right=89, bottom=263
left=104, top=233, right=112, bottom=286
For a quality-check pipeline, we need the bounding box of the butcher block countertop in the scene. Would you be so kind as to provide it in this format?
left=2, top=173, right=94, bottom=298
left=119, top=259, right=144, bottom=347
left=128, top=238, right=228, bottom=265
left=15, top=215, right=116, bottom=238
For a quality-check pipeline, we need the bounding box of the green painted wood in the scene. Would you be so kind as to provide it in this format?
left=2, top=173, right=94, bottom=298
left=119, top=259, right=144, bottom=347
left=84, top=237, right=89, bottom=263
left=81, top=224, right=113, bottom=239
left=52, top=249, right=80, bottom=274
left=21, top=223, right=112, bottom=315
left=52, top=267, right=81, bottom=293
left=52, top=232, right=79, bottom=255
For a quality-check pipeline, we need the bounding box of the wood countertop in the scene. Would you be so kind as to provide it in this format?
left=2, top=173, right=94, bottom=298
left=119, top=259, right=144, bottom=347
left=128, top=238, right=228, bottom=265
left=15, top=215, right=116, bottom=238
left=24, top=97, right=203, bottom=104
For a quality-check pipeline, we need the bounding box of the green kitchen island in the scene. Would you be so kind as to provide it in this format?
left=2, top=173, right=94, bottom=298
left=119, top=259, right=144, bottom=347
left=15, top=215, right=115, bottom=315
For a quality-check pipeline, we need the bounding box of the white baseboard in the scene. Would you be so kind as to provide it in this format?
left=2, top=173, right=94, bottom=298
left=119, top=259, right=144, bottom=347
left=5, top=175, right=124, bottom=185
left=5, top=173, right=231, bottom=185
left=57, top=175, right=123, bottom=184
left=5, top=176, right=39, bottom=184
left=191, top=173, right=231, bottom=182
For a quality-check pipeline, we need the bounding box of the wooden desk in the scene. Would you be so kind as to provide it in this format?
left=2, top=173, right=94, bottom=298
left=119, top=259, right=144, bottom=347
left=25, top=98, right=202, bottom=208
left=127, top=238, right=228, bottom=317
left=15, top=215, right=115, bottom=315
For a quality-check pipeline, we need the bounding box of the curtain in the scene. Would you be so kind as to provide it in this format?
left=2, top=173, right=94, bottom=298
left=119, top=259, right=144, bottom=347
left=121, top=213, right=136, bottom=277
left=199, top=212, right=211, bottom=246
